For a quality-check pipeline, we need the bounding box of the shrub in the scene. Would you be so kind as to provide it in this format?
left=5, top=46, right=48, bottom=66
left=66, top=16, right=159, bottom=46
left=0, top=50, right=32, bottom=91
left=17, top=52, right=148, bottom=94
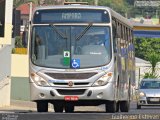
left=143, top=72, right=159, bottom=79
left=15, top=36, right=24, bottom=48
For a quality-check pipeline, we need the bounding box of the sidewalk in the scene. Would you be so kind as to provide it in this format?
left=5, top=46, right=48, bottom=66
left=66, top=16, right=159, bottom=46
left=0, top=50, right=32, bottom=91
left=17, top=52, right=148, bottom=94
left=0, top=100, right=37, bottom=113
left=0, top=100, right=105, bottom=113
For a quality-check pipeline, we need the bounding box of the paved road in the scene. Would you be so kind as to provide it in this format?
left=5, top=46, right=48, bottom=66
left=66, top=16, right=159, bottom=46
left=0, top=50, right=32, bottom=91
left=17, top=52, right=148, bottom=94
left=1, top=101, right=160, bottom=120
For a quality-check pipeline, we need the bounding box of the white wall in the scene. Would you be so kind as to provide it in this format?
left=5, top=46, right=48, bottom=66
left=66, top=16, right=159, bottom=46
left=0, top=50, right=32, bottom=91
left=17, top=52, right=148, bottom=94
left=0, top=46, right=11, bottom=107
left=0, top=0, right=13, bottom=107
left=11, top=54, right=29, bottom=77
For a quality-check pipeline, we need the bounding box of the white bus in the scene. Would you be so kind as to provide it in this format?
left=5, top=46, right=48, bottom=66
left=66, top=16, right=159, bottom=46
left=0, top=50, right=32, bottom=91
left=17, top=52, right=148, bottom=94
left=29, top=4, right=135, bottom=113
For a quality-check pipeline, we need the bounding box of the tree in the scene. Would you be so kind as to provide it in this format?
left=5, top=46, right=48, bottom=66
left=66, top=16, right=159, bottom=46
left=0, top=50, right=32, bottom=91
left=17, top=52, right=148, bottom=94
left=14, top=0, right=66, bottom=7
left=98, top=0, right=129, bottom=17
left=135, top=37, right=160, bottom=78
left=125, top=0, right=134, bottom=5
left=14, top=0, right=133, bottom=17
left=147, top=52, right=160, bottom=75
left=13, top=0, right=27, bottom=7
left=13, top=0, right=38, bottom=7
left=67, top=0, right=135, bottom=18
left=135, top=37, right=160, bottom=60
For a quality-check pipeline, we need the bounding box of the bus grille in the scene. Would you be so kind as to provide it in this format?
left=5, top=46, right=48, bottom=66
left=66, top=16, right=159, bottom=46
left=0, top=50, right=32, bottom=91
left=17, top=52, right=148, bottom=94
left=45, top=72, right=97, bottom=79
left=53, top=82, right=89, bottom=86
left=56, top=89, right=86, bottom=95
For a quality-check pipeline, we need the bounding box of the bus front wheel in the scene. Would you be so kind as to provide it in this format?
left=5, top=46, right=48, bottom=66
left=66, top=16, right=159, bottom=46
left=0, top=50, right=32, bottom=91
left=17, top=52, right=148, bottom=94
left=105, top=101, right=116, bottom=113
left=64, top=103, right=74, bottom=113
left=37, top=101, right=48, bottom=112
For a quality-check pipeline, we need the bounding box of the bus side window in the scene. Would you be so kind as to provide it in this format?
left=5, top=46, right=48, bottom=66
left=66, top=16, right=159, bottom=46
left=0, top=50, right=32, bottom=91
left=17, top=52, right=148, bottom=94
left=116, top=23, right=121, bottom=54
left=112, top=19, right=118, bottom=53
left=112, top=22, right=116, bottom=40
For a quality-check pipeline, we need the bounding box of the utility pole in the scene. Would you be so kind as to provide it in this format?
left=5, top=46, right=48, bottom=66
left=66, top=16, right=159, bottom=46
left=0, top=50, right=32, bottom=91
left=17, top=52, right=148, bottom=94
left=27, top=2, right=32, bottom=50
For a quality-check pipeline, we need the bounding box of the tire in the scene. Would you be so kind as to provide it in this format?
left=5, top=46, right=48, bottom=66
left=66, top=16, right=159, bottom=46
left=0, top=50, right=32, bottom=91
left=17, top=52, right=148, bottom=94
left=119, top=81, right=131, bottom=112
left=116, top=101, right=119, bottom=112
left=37, top=101, right=48, bottom=112
left=105, top=101, right=116, bottom=113
left=54, top=103, right=64, bottom=113
left=64, top=103, right=74, bottom=113
left=137, top=104, right=141, bottom=109
left=119, top=100, right=130, bottom=112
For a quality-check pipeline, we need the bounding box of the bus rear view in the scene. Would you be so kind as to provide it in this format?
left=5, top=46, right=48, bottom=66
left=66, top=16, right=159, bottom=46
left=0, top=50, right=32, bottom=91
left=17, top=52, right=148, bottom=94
left=29, top=5, right=134, bottom=113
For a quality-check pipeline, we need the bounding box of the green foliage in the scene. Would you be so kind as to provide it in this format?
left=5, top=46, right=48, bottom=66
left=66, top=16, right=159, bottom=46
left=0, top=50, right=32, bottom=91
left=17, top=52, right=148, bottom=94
left=98, top=0, right=129, bottom=16
left=147, top=52, right=160, bottom=74
left=143, top=72, right=159, bottom=79
left=125, top=0, right=134, bottom=5
left=12, top=48, right=16, bottom=54
left=14, top=0, right=41, bottom=7
left=14, top=0, right=135, bottom=17
left=15, top=36, right=24, bottom=48
left=14, top=0, right=31, bottom=7
left=67, top=0, right=133, bottom=17
left=135, top=37, right=160, bottom=60
left=81, top=0, right=94, bottom=5
left=135, top=37, right=160, bottom=78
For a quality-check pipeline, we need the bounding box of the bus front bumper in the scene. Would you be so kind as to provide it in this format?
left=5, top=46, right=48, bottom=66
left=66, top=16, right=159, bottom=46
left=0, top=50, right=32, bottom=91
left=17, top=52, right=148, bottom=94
left=30, top=82, right=115, bottom=102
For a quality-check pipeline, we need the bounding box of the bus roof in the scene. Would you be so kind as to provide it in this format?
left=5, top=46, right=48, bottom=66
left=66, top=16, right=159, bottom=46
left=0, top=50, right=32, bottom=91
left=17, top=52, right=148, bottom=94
left=33, top=5, right=132, bottom=28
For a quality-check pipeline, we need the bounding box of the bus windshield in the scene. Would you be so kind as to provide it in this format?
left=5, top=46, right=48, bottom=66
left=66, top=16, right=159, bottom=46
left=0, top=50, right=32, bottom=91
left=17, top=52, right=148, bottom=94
left=31, top=25, right=111, bottom=69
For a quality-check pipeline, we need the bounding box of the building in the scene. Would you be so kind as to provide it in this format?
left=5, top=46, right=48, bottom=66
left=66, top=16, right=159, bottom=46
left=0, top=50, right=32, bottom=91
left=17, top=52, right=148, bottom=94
left=134, top=0, right=160, bottom=21
left=0, top=0, right=13, bottom=107
left=16, top=3, right=35, bottom=34
left=133, top=24, right=160, bottom=38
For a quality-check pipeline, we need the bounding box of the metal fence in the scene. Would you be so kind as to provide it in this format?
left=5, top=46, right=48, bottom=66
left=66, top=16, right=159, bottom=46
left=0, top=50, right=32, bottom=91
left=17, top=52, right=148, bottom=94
left=136, top=65, right=160, bottom=87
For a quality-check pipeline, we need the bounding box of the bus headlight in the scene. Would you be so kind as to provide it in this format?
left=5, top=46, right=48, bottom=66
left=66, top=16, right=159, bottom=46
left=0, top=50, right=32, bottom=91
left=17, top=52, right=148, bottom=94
left=92, top=72, right=113, bottom=87
left=30, top=73, right=49, bottom=86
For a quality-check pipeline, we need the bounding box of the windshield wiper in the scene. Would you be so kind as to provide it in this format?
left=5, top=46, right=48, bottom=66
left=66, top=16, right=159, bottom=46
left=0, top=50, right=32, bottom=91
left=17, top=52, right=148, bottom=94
left=76, top=23, right=93, bottom=41
left=49, top=24, right=68, bottom=39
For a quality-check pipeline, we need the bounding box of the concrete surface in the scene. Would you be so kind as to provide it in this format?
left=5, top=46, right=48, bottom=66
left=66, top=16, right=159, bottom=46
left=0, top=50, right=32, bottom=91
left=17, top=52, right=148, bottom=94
left=0, top=100, right=105, bottom=113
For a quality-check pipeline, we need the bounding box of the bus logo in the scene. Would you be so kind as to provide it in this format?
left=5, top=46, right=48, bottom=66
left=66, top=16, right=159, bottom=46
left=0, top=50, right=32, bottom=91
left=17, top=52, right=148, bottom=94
left=68, top=81, right=74, bottom=87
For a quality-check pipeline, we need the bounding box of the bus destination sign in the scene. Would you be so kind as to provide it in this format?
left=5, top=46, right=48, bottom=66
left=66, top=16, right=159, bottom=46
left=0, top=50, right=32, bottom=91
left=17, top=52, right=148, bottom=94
left=62, top=13, right=82, bottom=20
left=33, top=9, right=110, bottom=24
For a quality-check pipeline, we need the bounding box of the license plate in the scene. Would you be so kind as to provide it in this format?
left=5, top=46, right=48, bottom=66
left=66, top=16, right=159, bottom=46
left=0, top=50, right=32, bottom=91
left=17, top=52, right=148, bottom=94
left=64, top=96, right=79, bottom=101
left=150, top=98, right=159, bottom=102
